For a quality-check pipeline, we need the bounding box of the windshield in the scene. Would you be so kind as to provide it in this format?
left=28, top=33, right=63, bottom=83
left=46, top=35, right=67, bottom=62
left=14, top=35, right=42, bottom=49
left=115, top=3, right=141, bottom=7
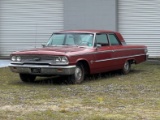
left=46, top=33, right=94, bottom=47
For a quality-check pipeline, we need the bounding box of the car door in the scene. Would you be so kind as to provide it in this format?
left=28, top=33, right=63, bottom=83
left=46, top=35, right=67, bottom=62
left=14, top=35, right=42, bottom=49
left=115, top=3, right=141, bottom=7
left=93, top=33, right=115, bottom=73
left=108, top=33, right=125, bottom=69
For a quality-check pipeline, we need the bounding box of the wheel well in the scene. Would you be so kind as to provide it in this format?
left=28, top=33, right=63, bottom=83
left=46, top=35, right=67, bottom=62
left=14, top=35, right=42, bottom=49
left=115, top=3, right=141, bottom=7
left=77, top=60, right=90, bottom=74
left=128, top=59, right=136, bottom=64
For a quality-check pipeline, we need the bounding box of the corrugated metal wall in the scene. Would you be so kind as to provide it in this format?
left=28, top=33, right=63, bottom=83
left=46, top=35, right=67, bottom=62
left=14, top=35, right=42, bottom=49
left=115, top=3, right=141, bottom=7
left=118, top=0, right=160, bottom=58
left=0, top=0, right=63, bottom=57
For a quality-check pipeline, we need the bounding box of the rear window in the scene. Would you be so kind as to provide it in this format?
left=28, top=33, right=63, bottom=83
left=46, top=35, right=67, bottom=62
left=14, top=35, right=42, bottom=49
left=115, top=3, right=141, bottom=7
left=108, top=34, right=120, bottom=46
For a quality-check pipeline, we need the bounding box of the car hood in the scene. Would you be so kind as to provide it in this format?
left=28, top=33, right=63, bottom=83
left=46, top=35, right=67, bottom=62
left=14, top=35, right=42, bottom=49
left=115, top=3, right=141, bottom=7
left=12, top=46, right=91, bottom=56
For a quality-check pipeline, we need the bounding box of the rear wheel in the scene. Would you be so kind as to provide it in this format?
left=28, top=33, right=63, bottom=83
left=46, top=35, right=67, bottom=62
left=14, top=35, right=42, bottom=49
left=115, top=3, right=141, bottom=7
left=68, top=63, right=85, bottom=84
left=121, top=61, right=131, bottom=74
left=19, top=73, right=36, bottom=83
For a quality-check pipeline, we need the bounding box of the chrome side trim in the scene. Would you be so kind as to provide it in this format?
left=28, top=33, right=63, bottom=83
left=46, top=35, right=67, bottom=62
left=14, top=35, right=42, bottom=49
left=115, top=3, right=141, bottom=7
left=95, top=54, right=146, bottom=63
left=114, top=48, right=145, bottom=52
left=69, top=48, right=145, bottom=56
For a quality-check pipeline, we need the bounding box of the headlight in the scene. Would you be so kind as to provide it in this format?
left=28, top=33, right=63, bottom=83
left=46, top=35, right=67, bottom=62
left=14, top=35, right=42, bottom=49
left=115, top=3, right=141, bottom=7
left=62, top=57, right=68, bottom=63
left=17, top=56, right=21, bottom=62
left=55, top=57, right=61, bottom=62
left=11, top=56, right=16, bottom=62
left=11, top=56, right=22, bottom=62
left=54, top=56, right=69, bottom=64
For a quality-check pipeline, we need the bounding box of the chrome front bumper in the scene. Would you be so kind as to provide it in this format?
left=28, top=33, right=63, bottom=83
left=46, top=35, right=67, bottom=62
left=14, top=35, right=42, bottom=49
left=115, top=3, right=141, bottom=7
left=9, top=64, right=76, bottom=75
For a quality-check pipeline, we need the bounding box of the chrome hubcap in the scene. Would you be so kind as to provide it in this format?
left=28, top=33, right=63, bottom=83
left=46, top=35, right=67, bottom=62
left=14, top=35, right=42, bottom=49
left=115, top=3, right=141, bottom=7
left=124, top=62, right=129, bottom=71
left=75, top=67, right=82, bottom=80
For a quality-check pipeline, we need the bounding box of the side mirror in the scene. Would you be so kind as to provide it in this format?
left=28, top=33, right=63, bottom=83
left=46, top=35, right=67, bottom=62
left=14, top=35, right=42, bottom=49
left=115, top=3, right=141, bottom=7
left=96, top=44, right=101, bottom=48
left=95, top=44, right=101, bottom=50
left=42, top=44, right=46, bottom=48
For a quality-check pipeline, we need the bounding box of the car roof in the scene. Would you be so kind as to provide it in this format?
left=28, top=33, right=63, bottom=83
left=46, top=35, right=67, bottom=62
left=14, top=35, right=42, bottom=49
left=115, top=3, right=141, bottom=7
left=58, top=30, right=115, bottom=33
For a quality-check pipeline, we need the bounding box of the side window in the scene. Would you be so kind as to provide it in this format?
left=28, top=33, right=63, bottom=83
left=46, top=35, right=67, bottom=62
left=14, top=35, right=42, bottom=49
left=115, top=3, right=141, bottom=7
left=108, top=34, right=120, bottom=46
left=95, top=34, right=109, bottom=47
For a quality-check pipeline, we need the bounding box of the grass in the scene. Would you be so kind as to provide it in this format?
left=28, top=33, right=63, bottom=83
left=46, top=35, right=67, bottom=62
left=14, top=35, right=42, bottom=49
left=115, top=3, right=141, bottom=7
left=0, top=62, right=160, bottom=120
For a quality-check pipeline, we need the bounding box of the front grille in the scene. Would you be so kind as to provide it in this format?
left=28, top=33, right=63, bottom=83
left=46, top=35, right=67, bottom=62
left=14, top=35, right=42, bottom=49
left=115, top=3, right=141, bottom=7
left=21, top=55, right=54, bottom=60
left=17, top=55, right=54, bottom=65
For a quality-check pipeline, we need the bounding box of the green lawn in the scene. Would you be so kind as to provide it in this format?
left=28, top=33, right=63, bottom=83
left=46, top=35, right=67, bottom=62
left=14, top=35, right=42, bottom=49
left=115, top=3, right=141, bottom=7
left=0, top=62, right=160, bottom=120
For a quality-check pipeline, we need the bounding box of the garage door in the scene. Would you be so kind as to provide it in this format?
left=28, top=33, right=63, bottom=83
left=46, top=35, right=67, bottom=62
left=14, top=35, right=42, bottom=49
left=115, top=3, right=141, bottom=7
left=118, top=0, right=160, bottom=58
left=0, top=0, right=63, bottom=57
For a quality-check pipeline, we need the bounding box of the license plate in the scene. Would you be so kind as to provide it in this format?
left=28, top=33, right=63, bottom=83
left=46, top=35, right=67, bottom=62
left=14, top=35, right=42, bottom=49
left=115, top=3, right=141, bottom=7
left=31, top=68, right=41, bottom=73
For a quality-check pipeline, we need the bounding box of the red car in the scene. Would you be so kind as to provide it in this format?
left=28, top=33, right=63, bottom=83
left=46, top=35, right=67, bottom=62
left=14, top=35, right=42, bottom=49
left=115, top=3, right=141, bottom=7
left=9, top=30, right=148, bottom=84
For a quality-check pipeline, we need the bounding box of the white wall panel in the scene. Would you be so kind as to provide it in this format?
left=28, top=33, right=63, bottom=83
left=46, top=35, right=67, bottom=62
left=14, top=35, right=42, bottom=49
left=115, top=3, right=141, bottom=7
left=118, top=0, right=160, bottom=58
left=0, top=0, right=63, bottom=57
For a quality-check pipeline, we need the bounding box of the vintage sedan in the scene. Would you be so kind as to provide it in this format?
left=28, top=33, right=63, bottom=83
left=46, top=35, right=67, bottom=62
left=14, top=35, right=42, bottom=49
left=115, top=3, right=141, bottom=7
left=9, top=30, right=148, bottom=84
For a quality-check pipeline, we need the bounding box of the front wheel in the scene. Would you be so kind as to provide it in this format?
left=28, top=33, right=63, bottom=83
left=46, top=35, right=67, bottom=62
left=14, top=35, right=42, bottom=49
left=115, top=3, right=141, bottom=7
left=19, top=73, right=36, bottom=83
left=121, top=61, right=131, bottom=74
left=68, top=63, right=85, bottom=84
